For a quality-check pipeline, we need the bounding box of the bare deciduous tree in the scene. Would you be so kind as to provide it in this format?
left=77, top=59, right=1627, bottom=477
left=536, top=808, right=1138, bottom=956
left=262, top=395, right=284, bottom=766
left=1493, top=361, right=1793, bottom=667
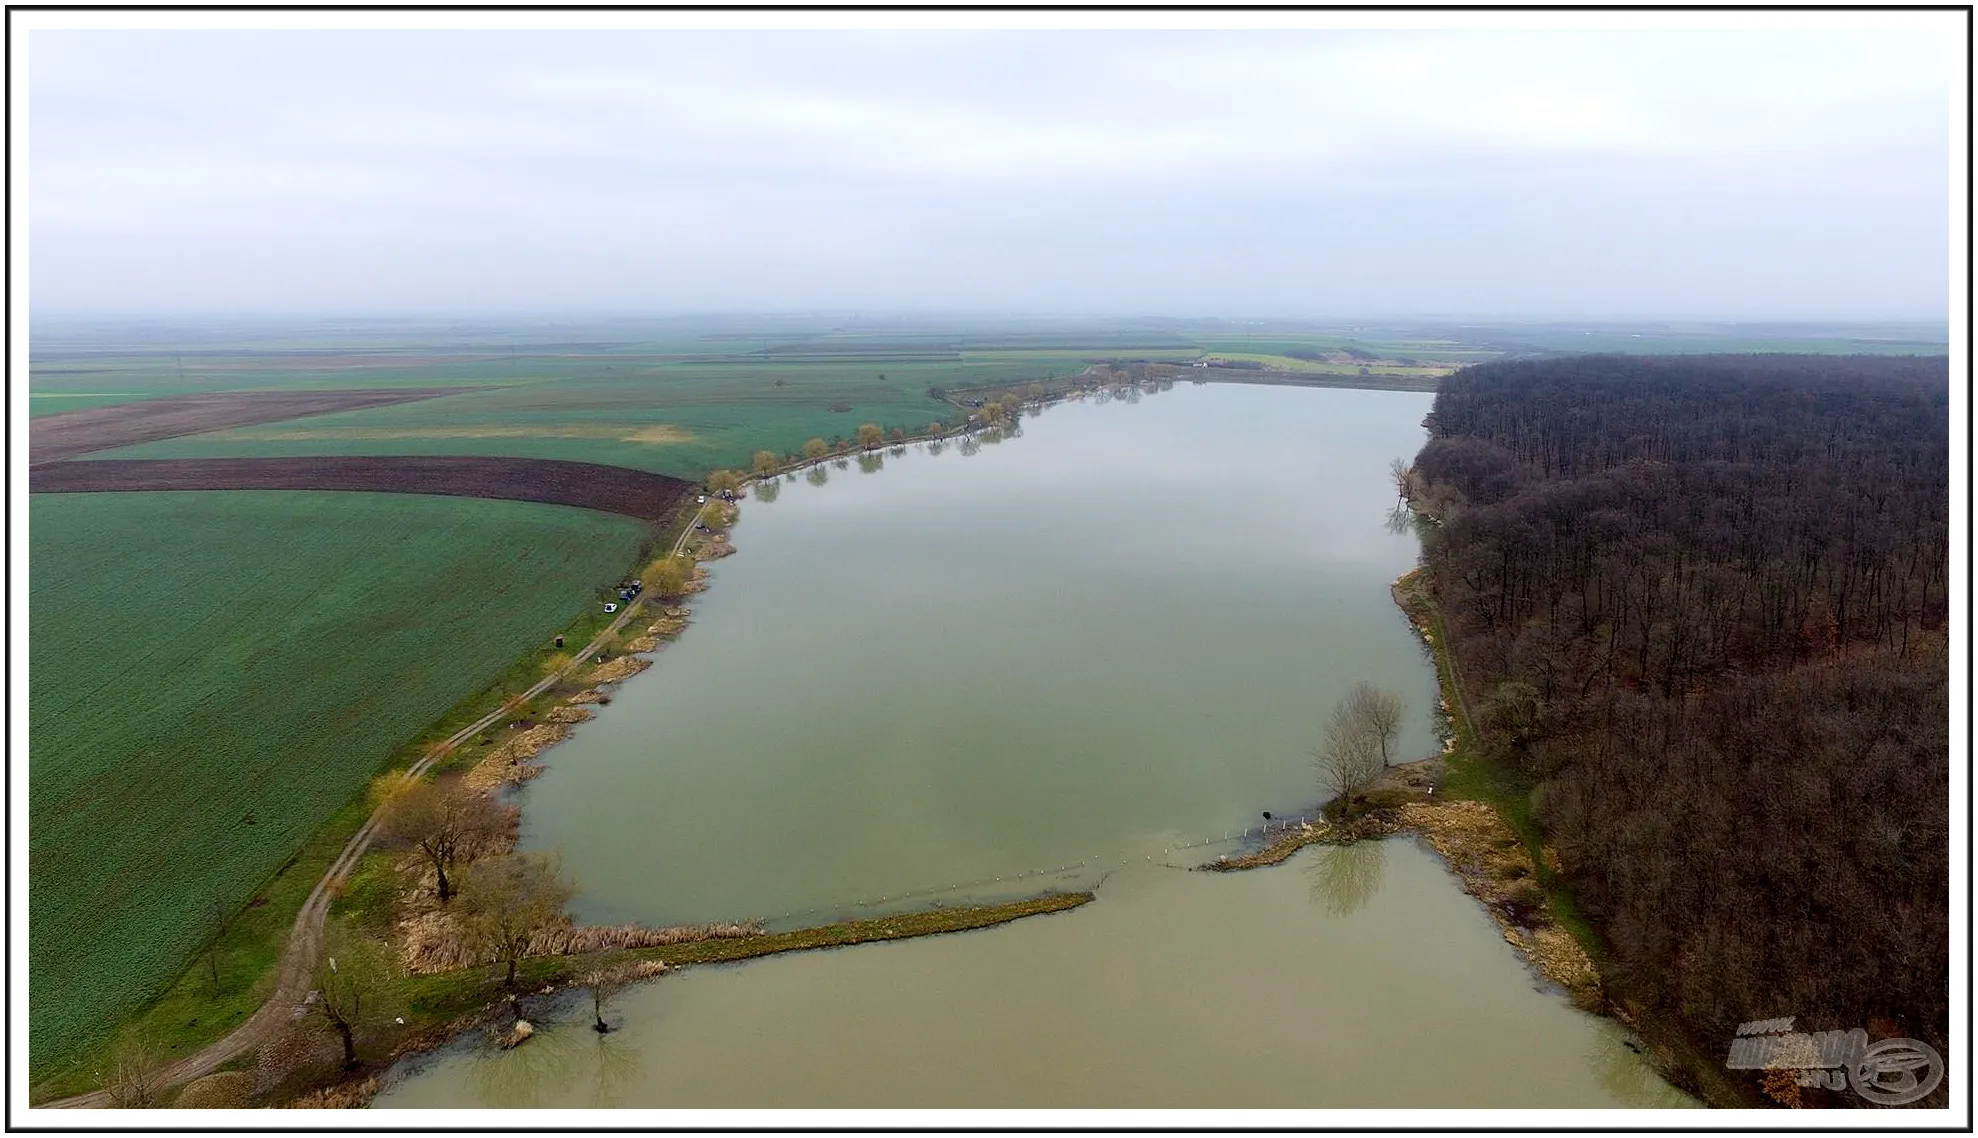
left=375, top=777, right=507, bottom=903
left=458, top=852, right=575, bottom=992
left=311, top=921, right=398, bottom=1069
left=105, top=1035, right=169, bottom=1108
left=583, top=964, right=638, bottom=1033
left=1343, top=681, right=1405, bottom=767
left=1315, top=682, right=1402, bottom=816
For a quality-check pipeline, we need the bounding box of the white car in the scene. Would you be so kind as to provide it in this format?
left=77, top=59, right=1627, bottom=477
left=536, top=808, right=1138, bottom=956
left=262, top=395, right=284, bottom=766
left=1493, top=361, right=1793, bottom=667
left=604, top=602, right=618, bottom=613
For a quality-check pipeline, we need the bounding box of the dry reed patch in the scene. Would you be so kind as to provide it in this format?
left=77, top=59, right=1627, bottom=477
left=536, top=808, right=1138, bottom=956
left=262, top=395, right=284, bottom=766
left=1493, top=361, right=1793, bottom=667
left=622, top=636, right=660, bottom=653
left=398, top=905, right=758, bottom=975
left=542, top=705, right=594, bottom=725
left=566, top=688, right=606, bottom=705
left=586, top=656, right=650, bottom=685
left=285, top=1074, right=382, bottom=1109
left=693, top=537, right=736, bottom=559
left=461, top=724, right=569, bottom=793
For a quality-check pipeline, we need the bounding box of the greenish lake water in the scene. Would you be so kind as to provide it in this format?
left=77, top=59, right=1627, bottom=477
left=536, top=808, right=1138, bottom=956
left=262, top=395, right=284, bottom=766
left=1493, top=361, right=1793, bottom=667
left=376, top=383, right=1693, bottom=1110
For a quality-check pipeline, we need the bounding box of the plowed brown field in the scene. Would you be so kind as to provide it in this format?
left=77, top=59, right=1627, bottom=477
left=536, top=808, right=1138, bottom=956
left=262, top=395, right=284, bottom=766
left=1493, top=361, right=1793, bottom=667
left=29, top=388, right=469, bottom=464
left=30, top=456, right=693, bottom=521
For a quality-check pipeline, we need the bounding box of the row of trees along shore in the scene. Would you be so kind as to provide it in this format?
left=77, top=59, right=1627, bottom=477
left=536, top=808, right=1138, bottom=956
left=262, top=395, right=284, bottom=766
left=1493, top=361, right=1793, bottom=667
left=1407, top=353, right=1947, bottom=1106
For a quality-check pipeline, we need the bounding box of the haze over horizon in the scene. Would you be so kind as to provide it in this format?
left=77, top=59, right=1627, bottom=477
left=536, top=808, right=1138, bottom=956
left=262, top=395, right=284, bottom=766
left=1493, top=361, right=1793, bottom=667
left=27, top=22, right=1958, bottom=320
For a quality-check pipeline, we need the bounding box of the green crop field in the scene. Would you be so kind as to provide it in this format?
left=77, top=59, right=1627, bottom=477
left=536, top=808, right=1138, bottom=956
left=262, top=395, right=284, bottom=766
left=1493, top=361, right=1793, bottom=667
left=28, top=490, right=649, bottom=1072
left=80, top=355, right=1107, bottom=478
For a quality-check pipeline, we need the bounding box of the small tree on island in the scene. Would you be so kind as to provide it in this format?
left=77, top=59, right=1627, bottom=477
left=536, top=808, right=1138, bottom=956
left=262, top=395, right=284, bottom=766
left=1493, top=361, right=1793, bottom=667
left=1315, top=681, right=1403, bottom=818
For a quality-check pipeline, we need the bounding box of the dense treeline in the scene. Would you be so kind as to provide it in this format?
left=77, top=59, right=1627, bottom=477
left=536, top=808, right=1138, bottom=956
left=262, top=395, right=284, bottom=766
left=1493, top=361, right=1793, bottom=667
left=1410, top=355, right=1948, bottom=1105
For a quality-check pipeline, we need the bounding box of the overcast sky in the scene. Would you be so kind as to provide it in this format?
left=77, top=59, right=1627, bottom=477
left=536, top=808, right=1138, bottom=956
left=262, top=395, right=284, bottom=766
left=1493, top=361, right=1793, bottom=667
left=24, top=24, right=1959, bottom=319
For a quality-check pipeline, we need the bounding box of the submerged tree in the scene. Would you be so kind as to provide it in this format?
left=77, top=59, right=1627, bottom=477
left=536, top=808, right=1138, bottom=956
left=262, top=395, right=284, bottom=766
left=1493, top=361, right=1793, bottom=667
left=582, top=964, right=636, bottom=1033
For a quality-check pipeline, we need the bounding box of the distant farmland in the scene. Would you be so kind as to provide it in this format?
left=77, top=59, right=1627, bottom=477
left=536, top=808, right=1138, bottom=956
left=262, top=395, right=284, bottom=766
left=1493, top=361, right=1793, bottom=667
left=28, top=491, right=648, bottom=1071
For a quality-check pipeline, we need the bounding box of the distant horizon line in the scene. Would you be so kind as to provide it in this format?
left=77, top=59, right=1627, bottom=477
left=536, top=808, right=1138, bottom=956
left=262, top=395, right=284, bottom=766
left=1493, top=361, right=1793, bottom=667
left=26, top=310, right=1953, bottom=329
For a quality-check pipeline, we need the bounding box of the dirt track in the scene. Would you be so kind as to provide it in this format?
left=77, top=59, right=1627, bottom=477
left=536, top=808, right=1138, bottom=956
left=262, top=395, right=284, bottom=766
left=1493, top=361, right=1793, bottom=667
left=30, top=456, right=693, bottom=522
left=28, top=388, right=470, bottom=465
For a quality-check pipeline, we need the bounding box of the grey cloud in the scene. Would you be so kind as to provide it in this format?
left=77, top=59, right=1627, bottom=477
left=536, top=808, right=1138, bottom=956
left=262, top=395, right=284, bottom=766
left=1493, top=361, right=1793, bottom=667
left=28, top=26, right=1954, bottom=317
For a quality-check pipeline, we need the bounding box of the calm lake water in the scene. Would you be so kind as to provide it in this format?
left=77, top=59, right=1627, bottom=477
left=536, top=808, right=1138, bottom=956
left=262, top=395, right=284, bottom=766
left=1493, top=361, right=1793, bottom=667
left=377, top=383, right=1693, bottom=1110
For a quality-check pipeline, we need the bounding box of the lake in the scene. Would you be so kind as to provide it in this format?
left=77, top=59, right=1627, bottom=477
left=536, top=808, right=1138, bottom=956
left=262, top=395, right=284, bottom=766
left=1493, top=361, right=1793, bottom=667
left=375, top=382, right=1692, bottom=1110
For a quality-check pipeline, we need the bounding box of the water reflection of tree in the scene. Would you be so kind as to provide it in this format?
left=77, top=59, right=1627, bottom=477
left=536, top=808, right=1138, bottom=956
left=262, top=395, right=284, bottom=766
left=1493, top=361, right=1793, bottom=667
left=927, top=439, right=946, bottom=456
left=1384, top=502, right=1414, bottom=536
left=585, top=1031, right=645, bottom=1108
left=754, top=478, right=781, bottom=503
left=805, top=466, right=830, bottom=487
left=1586, top=1025, right=1694, bottom=1108
left=958, top=436, right=981, bottom=457
left=463, top=1022, right=585, bottom=1108
left=1306, top=840, right=1387, bottom=916
left=456, top=1014, right=655, bottom=1108
left=857, top=452, right=885, bottom=475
